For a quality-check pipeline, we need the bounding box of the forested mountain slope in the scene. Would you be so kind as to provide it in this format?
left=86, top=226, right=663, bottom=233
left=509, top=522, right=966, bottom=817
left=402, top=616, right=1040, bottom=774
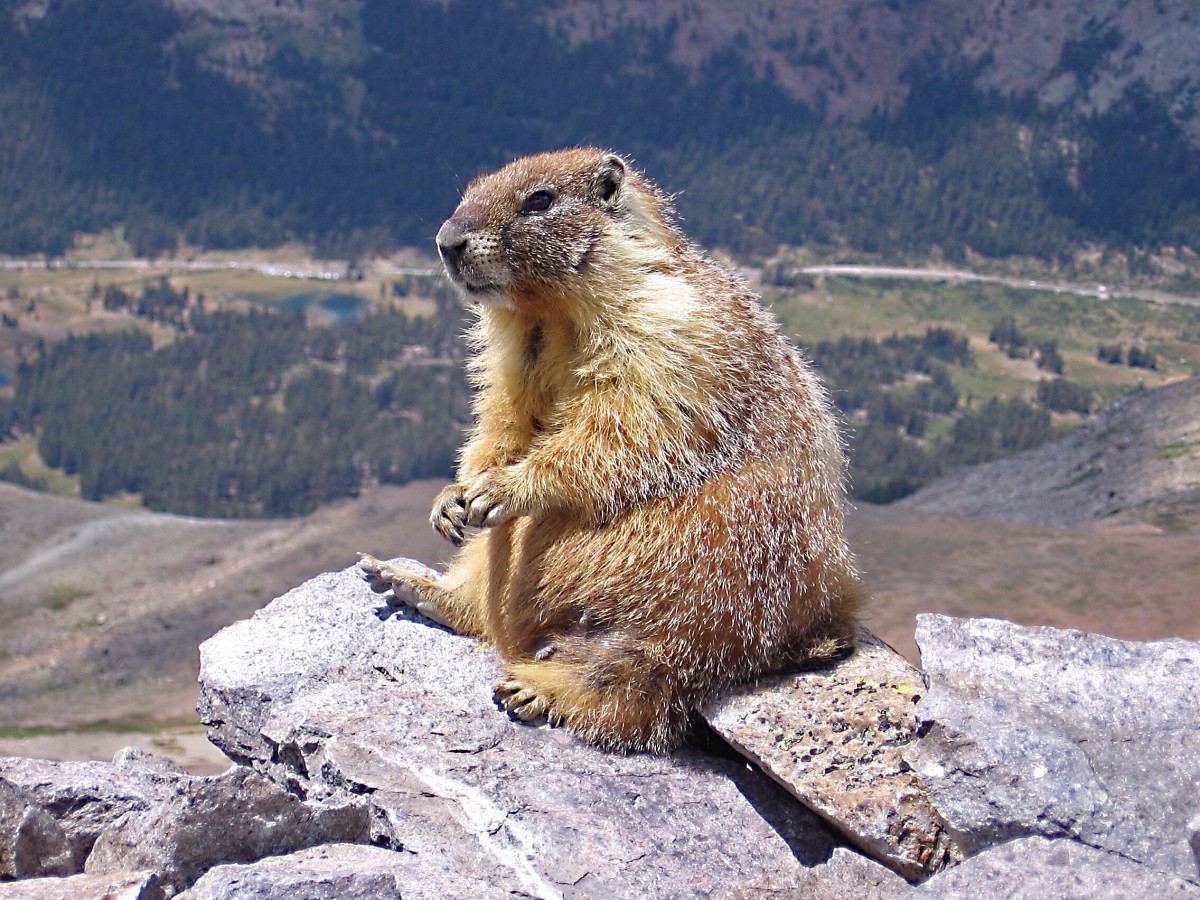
left=2, top=0, right=1197, bottom=260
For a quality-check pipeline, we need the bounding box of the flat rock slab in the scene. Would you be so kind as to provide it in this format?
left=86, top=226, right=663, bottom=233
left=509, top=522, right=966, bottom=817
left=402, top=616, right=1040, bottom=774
left=906, top=614, right=1200, bottom=884
left=179, top=841, right=497, bottom=900
left=197, top=560, right=845, bottom=899
left=703, top=629, right=959, bottom=880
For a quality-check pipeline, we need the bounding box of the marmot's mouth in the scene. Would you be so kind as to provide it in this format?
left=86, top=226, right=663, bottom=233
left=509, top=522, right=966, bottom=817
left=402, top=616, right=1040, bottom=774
left=461, top=278, right=503, bottom=295
left=443, top=262, right=505, bottom=296
left=453, top=271, right=511, bottom=301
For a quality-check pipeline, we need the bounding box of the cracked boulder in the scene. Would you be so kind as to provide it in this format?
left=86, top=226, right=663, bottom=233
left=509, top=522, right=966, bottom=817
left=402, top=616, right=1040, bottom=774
left=0, top=750, right=184, bottom=877
left=905, top=614, right=1200, bottom=884
left=0, top=775, right=75, bottom=879
left=197, top=560, right=847, bottom=898
left=1, top=749, right=367, bottom=897
left=85, top=765, right=369, bottom=896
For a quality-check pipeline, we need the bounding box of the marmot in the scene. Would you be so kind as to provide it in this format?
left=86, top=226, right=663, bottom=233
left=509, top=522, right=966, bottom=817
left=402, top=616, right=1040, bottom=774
left=360, top=147, right=864, bottom=753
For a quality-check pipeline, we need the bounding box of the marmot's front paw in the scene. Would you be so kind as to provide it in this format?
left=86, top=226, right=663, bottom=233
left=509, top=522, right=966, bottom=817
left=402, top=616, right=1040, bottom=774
left=463, top=471, right=516, bottom=529
left=429, top=483, right=467, bottom=545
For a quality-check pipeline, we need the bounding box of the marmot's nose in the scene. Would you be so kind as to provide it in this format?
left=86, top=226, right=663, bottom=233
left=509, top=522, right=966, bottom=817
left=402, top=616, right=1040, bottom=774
left=436, top=219, right=468, bottom=271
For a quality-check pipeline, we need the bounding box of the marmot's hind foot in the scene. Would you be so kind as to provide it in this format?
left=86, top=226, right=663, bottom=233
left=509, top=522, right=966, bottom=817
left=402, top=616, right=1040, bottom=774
left=357, top=553, right=450, bottom=627
left=494, top=678, right=562, bottom=726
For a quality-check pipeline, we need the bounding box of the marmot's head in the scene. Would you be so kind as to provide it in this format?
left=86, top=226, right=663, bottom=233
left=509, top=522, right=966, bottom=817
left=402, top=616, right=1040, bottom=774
left=436, top=148, right=680, bottom=312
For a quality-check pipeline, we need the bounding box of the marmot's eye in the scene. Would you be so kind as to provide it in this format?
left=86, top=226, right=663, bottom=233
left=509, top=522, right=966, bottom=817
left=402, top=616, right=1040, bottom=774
left=521, top=190, right=555, bottom=214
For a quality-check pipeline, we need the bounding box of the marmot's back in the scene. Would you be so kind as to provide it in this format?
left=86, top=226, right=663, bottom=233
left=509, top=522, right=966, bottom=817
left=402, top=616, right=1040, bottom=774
left=363, top=148, right=864, bottom=752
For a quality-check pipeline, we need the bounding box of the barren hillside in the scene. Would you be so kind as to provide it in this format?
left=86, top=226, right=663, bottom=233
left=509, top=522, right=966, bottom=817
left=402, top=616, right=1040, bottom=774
left=0, top=479, right=452, bottom=771
left=901, top=374, right=1200, bottom=528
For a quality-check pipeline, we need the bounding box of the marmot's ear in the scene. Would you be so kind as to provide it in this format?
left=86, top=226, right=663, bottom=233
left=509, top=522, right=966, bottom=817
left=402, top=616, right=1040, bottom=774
left=591, top=154, right=626, bottom=207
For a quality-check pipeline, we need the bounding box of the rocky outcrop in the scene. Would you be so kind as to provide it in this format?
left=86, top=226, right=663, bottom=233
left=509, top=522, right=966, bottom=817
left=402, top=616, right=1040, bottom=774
left=0, top=776, right=74, bottom=879
left=195, top=562, right=844, bottom=897
left=3, top=561, right=1200, bottom=897
left=0, top=748, right=367, bottom=897
left=1, top=749, right=184, bottom=878
left=906, top=614, right=1200, bottom=883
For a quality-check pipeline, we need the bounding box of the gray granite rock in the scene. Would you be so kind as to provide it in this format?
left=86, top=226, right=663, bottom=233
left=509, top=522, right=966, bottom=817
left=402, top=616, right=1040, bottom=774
left=0, top=753, right=180, bottom=874
left=739, top=846, right=913, bottom=899
left=178, top=841, right=495, bottom=900
left=915, top=836, right=1200, bottom=898
left=85, top=764, right=370, bottom=896
left=704, top=629, right=959, bottom=880
left=0, top=776, right=75, bottom=878
left=197, top=561, right=844, bottom=899
left=906, top=614, right=1200, bottom=883
left=0, top=869, right=163, bottom=900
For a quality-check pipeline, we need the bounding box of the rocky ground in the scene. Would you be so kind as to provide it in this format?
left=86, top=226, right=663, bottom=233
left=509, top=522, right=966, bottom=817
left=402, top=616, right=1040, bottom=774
left=3, top=563, right=1197, bottom=896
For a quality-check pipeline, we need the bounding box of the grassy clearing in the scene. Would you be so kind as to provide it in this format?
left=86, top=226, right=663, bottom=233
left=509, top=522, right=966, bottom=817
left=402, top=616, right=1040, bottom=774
left=0, top=435, right=80, bottom=497
left=4, top=252, right=1199, bottom=509
left=771, top=276, right=1200, bottom=396
left=1158, top=440, right=1200, bottom=461
left=38, top=585, right=93, bottom=612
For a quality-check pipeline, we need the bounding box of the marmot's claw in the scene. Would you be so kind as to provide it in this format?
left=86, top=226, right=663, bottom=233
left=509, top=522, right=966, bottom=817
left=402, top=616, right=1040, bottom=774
left=463, top=473, right=515, bottom=529
left=432, top=516, right=465, bottom=546
left=468, top=495, right=511, bottom=528
left=358, top=553, right=414, bottom=603
left=357, top=553, right=392, bottom=593
left=430, top=484, right=468, bottom=544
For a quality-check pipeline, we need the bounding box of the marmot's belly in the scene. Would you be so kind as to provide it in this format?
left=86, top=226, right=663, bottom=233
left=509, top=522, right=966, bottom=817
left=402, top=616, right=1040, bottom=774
left=489, top=470, right=814, bottom=670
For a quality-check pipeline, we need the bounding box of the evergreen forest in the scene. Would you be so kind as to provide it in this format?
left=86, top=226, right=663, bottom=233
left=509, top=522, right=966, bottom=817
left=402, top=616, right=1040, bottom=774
left=0, top=303, right=1079, bottom=516
left=1, top=0, right=1194, bottom=519
left=3, top=300, right=471, bottom=517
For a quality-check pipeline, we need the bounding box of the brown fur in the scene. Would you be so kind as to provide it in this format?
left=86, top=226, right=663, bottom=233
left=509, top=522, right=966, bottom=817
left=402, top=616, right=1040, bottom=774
left=360, top=147, right=864, bottom=752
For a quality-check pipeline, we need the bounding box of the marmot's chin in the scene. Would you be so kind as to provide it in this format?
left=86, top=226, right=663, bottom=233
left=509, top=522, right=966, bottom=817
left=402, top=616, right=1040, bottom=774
left=466, top=286, right=515, bottom=310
